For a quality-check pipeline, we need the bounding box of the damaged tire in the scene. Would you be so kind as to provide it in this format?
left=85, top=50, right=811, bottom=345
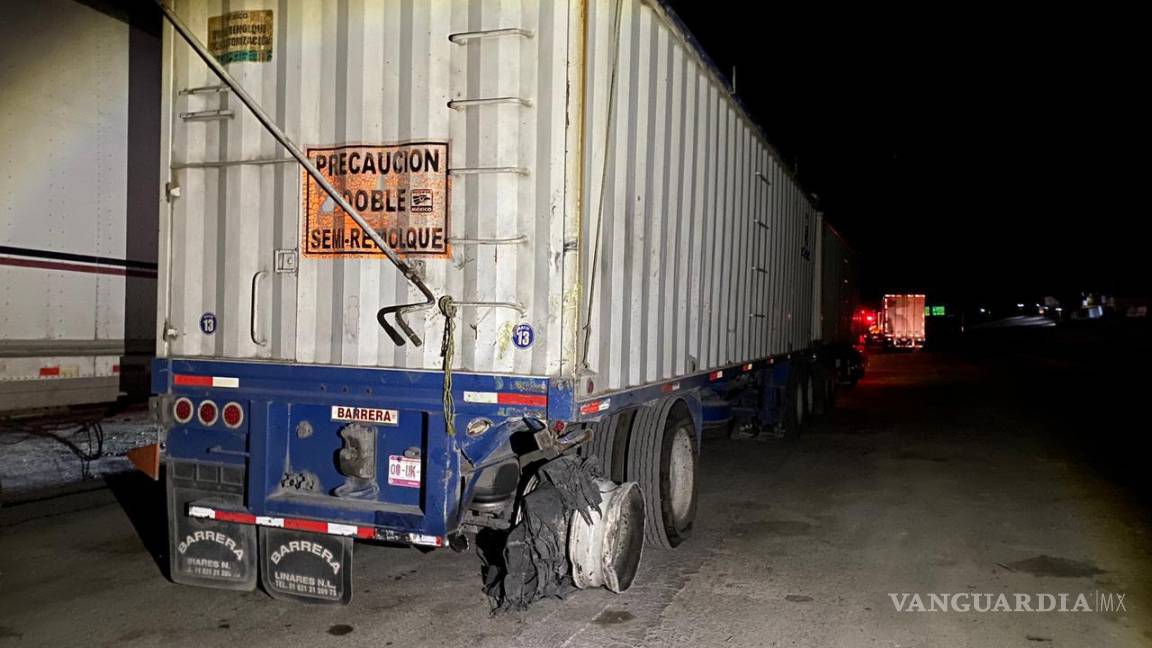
left=627, top=398, right=697, bottom=549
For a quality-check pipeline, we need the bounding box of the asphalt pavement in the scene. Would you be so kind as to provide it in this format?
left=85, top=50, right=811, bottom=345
left=2, top=346, right=1150, bottom=647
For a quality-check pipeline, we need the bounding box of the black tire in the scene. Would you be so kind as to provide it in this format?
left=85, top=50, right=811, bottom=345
left=825, top=370, right=839, bottom=411
left=801, top=365, right=815, bottom=420
left=626, top=398, right=697, bottom=548
left=582, top=419, right=614, bottom=479
left=811, top=363, right=835, bottom=417
left=581, top=411, right=633, bottom=482
left=580, top=408, right=635, bottom=479
left=779, top=368, right=805, bottom=437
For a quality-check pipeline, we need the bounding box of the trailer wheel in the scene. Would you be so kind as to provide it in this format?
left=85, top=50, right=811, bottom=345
left=627, top=398, right=697, bottom=548
left=581, top=410, right=633, bottom=483
left=811, top=363, right=835, bottom=416
left=779, top=369, right=805, bottom=437
left=802, top=367, right=816, bottom=419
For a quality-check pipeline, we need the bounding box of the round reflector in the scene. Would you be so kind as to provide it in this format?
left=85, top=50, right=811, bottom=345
left=197, top=400, right=219, bottom=426
left=222, top=402, right=244, bottom=428
left=173, top=397, right=194, bottom=424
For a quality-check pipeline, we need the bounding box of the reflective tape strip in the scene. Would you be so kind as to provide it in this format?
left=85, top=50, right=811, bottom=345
left=39, top=367, right=60, bottom=377
left=709, top=370, right=724, bottom=380
left=409, top=534, right=444, bottom=547
left=742, top=363, right=753, bottom=371
left=174, top=374, right=240, bottom=388
left=661, top=382, right=681, bottom=393
left=496, top=392, right=547, bottom=406
left=327, top=523, right=359, bottom=537
left=188, top=505, right=215, bottom=519
left=578, top=399, right=611, bottom=415
left=187, top=506, right=394, bottom=541
left=463, top=391, right=546, bottom=406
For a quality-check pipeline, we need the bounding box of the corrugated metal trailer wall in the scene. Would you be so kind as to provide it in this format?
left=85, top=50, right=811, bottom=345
left=0, top=0, right=158, bottom=411
left=576, top=0, right=817, bottom=395
left=159, top=0, right=818, bottom=394
left=817, top=222, right=859, bottom=345
left=159, top=0, right=572, bottom=375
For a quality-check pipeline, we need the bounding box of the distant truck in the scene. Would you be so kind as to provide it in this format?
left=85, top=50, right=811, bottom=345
left=882, top=294, right=926, bottom=349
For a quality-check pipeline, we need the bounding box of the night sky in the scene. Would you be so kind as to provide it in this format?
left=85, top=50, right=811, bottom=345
left=663, top=2, right=1146, bottom=306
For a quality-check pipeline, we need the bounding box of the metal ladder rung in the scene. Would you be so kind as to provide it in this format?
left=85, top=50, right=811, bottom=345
left=179, top=84, right=229, bottom=95
left=172, top=157, right=295, bottom=170
left=449, top=300, right=526, bottom=316
left=180, top=109, right=234, bottom=121
left=450, top=166, right=530, bottom=176
left=448, top=97, right=533, bottom=109
left=448, top=235, right=528, bottom=246
left=448, top=28, right=534, bottom=44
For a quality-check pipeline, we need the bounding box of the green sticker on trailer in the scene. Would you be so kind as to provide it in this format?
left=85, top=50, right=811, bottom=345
left=208, top=11, right=273, bottom=64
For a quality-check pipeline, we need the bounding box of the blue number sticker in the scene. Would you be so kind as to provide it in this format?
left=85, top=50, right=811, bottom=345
left=512, top=323, right=534, bottom=349
left=200, top=312, right=218, bottom=335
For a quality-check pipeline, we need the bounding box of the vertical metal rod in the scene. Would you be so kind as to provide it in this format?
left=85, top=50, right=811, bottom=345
left=156, top=1, right=434, bottom=345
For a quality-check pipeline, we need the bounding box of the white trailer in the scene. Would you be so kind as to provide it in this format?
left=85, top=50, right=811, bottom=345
left=149, top=0, right=857, bottom=607
left=0, top=0, right=159, bottom=413
left=883, top=294, right=926, bottom=348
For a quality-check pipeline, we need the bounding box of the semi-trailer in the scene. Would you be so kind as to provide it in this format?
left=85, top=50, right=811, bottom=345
left=882, top=294, right=926, bottom=349
left=0, top=0, right=159, bottom=414
left=146, top=0, right=862, bottom=607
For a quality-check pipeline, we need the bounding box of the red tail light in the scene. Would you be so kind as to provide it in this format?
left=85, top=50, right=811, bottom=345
left=222, top=402, right=244, bottom=429
left=173, top=397, right=194, bottom=424
left=197, top=400, right=219, bottom=426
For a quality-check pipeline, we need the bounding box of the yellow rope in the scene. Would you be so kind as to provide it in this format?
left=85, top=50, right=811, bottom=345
left=439, top=296, right=458, bottom=436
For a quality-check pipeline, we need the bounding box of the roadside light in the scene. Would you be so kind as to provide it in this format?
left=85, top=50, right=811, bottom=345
left=222, top=402, right=244, bottom=429
left=198, top=400, right=219, bottom=426
left=173, top=397, right=194, bottom=424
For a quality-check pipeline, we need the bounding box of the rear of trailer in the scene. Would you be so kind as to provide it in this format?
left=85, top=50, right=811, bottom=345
left=883, top=294, right=926, bottom=348
left=150, top=0, right=854, bottom=605
left=0, top=0, right=158, bottom=413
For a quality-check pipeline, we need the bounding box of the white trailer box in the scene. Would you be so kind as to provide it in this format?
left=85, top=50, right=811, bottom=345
left=883, top=294, right=926, bottom=348
left=0, top=0, right=159, bottom=412
left=157, top=0, right=819, bottom=396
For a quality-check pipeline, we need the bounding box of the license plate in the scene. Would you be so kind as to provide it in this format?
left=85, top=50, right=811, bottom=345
left=388, top=455, right=421, bottom=488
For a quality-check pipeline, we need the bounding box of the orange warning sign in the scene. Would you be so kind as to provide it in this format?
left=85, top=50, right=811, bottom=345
left=302, top=143, right=449, bottom=258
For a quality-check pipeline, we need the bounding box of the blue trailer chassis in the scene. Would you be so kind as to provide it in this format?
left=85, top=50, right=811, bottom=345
left=154, top=352, right=810, bottom=543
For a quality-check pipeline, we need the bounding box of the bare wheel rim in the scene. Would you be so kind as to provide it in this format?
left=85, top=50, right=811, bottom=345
left=667, top=425, right=695, bottom=524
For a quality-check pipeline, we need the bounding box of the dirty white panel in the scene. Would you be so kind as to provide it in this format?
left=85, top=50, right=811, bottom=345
left=161, top=0, right=571, bottom=377
left=575, top=0, right=819, bottom=395
left=159, top=0, right=831, bottom=390
left=0, top=0, right=145, bottom=412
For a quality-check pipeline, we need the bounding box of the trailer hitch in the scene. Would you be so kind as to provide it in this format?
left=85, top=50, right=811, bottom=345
left=157, top=1, right=434, bottom=347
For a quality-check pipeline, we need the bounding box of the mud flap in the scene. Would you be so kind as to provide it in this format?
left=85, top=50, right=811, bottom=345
left=259, top=527, right=353, bottom=605
left=167, top=463, right=258, bottom=591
